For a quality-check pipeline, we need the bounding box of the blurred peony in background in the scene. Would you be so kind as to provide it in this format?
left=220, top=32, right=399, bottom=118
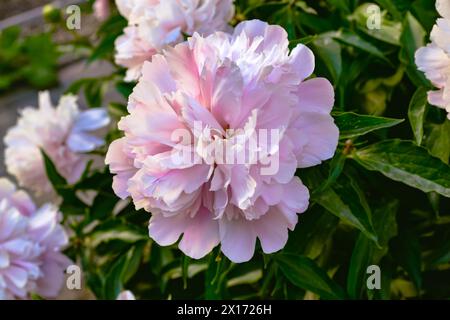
left=0, top=0, right=449, bottom=301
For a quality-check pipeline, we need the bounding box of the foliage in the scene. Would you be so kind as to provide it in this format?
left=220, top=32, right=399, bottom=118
left=9, top=0, right=450, bottom=300
left=0, top=26, right=59, bottom=92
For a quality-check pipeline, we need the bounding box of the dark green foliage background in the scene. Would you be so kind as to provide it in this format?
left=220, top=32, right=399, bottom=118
left=25, top=0, right=450, bottom=299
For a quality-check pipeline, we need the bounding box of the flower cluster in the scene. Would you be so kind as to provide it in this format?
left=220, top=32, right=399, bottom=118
left=4, top=91, right=110, bottom=197
left=107, top=20, right=339, bottom=263
left=415, top=0, right=450, bottom=119
left=0, top=178, right=70, bottom=300
left=114, top=0, right=235, bottom=81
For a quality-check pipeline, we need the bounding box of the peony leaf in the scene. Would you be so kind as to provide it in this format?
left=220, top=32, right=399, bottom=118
left=332, top=30, right=389, bottom=63
left=88, top=225, right=147, bottom=248
left=353, top=140, right=450, bottom=197
left=275, top=253, right=347, bottom=300
left=41, top=149, right=67, bottom=188
left=399, top=12, right=430, bottom=87
left=313, top=173, right=379, bottom=244
left=333, top=112, right=404, bottom=139
left=426, top=121, right=450, bottom=164
left=391, top=230, right=422, bottom=290
left=347, top=200, right=398, bottom=299
left=103, top=244, right=144, bottom=300
left=408, top=87, right=428, bottom=146
left=313, top=35, right=342, bottom=84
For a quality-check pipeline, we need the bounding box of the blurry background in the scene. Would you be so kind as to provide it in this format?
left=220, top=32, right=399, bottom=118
left=0, top=0, right=120, bottom=177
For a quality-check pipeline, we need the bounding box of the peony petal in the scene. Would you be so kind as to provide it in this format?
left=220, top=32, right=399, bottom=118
left=72, top=108, right=110, bottom=132
left=219, top=217, right=256, bottom=263
left=141, top=56, right=177, bottom=93
left=179, top=207, right=220, bottom=259
left=292, top=112, right=339, bottom=168
left=252, top=207, right=290, bottom=254
left=437, top=0, right=450, bottom=19
left=148, top=213, right=186, bottom=246
left=0, top=251, right=10, bottom=268
left=234, top=20, right=289, bottom=52
left=290, top=44, right=316, bottom=80
left=296, top=78, right=335, bottom=114
left=67, top=132, right=105, bottom=153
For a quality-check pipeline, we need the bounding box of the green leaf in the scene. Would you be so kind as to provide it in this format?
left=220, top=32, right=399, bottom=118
left=22, top=33, right=59, bottom=89
left=0, top=26, right=22, bottom=60
left=289, top=35, right=317, bottom=49
left=90, top=192, right=118, bottom=221
left=89, top=14, right=127, bottom=63
left=41, top=150, right=89, bottom=214
left=374, top=0, right=410, bottom=19
left=333, top=112, right=404, bottom=139
left=332, top=30, right=389, bottom=63
left=399, top=12, right=430, bottom=87
left=115, top=81, right=135, bottom=100
left=122, top=243, right=145, bottom=283
left=242, top=1, right=287, bottom=18
left=41, top=149, right=67, bottom=188
left=103, top=245, right=143, bottom=300
left=319, top=151, right=347, bottom=192
left=372, top=200, right=399, bottom=263
left=285, top=207, right=339, bottom=259
left=347, top=233, right=374, bottom=299
left=273, top=7, right=297, bottom=40
left=347, top=200, right=398, bottom=299
left=88, top=225, right=147, bottom=248
left=314, top=173, right=378, bottom=244
left=84, top=80, right=104, bottom=108
left=65, top=78, right=91, bottom=95
left=65, top=77, right=106, bottom=108
left=426, top=121, right=450, bottom=164
left=353, top=140, right=450, bottom=197
left=275, top=253, right=347, bottom=300
left=313, top=35, right=342, bottom=84
left=392, top=231, right=422, bottom=290
left=408, top=87, right=428, bottom=145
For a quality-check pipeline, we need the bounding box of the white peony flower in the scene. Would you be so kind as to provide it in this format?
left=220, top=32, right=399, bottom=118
left=415, top=0, right=450, bottom=118
left=0, top=178, right=70, bottom=300
left=114, top=0, right=235, bottom=81
left=4, top=91, right=110, bottom=197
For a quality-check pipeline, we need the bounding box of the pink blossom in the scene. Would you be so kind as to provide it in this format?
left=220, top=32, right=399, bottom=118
left=106, top=20, right=339, bottom=263
left=114, top=0, right=235, bottom=81
left=0, top=178, right=70, bottom=299
left=415, top=0, right=450, bottom=119
left=94, top=0, right=110, bottom=21
left=4, top=91, right=110, bottom=197
left=117, top=290, right=136, bottom=300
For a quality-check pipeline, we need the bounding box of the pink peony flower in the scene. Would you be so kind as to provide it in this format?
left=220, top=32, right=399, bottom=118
left=0, top=178, right=71, bottom=299
left=117, top=290, right=136, bottom=300
left=94, top=0, right=110, bottom=21
left=4, top=91, right=110, bottom=197
left=106, top=20, right=339, bottom=263
left=114, top=0, right=235, bottom=81
left=415, top=0, right=450, bottom=119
